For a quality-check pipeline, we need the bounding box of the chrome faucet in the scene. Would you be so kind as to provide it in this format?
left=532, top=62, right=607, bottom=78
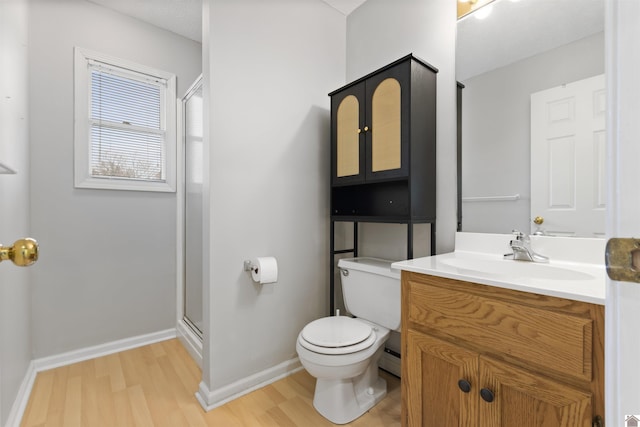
left=504, top=230, right=549, bottom=263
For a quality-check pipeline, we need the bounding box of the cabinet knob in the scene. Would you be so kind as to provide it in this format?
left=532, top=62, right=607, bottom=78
left=457, top=379, right=471, bottom=393
left=363, top=126, right=369, bottom=132
left=480, top=388, right=495, bottom=403
left=357, top=128, right=362, bottom=134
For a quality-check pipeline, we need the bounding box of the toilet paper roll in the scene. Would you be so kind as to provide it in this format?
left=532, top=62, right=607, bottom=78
left=251, top=257, right=278, bottom=284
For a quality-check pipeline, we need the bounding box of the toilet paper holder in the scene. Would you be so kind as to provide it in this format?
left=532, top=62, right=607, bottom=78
left=243, top=260, right=258, bottom=273
left=243, top=257, right=278, bottom=284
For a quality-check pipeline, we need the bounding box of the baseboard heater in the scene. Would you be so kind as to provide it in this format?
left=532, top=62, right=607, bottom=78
left=379, top=347, right=401, bottom=378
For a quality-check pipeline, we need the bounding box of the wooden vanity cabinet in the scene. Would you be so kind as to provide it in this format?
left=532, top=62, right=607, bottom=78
left=330, top=54, right=437, bottom=220
left=401, top=272, right=604, bottom=427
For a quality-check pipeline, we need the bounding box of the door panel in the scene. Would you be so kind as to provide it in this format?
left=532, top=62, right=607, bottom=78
left=336, top=95, right=361, bottom=178
left=547, top=135, right=575, bottom=209
left=530, top=74, right=605, bottom=237
left=606, top=3, right=640, bottom=422
left=405, top=330, right=478, bottom=427
left=331, top=82, right=366, bottom=185
left=365, top=60, right=410, bottom=182
left=478, top=357, right=592, bottom=427
left=371, top=78, right=401, bottom=173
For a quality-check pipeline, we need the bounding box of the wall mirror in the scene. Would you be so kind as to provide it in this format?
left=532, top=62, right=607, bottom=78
left=456, top=0, right=605, bottom=237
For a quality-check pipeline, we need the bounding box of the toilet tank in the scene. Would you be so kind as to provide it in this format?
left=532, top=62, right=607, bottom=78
left=337, top=257, right=401, bottom=331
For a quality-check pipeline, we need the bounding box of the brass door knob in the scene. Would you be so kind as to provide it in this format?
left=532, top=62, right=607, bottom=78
left=533, top=216, right=544, bottom=225
left=0, top=238, right=39, bottom=267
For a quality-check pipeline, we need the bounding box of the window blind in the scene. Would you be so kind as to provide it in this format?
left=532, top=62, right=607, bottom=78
left=89, top=65, right=166, bottom=181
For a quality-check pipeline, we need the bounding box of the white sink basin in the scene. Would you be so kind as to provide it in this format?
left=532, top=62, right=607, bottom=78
left=439, top=258, right=594, bottom=281
left=392, top=233, right=606, bottom=305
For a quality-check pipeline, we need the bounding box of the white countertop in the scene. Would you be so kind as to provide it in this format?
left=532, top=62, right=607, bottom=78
left=391, top=232, right=606, bottom=305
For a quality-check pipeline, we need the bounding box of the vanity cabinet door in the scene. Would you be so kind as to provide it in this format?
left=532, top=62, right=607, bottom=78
left=404, top=330, right=477, bottom=427
left=478, top=357, right=593, bottom=427
left=403, top=329, right=593, bottom=427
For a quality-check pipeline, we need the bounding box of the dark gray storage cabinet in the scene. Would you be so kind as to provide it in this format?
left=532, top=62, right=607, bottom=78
left=329, top=54, right=438, bottom=313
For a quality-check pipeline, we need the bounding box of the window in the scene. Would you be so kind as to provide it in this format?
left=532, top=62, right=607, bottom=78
left=74, top=47, right=177, bottom=191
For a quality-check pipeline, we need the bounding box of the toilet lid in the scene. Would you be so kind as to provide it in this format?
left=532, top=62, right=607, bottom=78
left=301, top=316, right=373, bottom=348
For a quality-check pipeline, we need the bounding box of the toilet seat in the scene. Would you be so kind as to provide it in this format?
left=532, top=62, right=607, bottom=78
left=300, top=316, right=376, bottom=355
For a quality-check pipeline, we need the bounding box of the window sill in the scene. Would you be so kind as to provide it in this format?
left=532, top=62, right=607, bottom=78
left=74, top=176, right=176, bottom=193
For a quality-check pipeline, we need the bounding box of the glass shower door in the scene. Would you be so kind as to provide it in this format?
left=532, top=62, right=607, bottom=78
left=183, top=76, right=203, bottom=337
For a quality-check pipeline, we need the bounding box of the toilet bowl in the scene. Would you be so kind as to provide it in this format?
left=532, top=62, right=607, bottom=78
left=295, top=257, right=400, bottom=424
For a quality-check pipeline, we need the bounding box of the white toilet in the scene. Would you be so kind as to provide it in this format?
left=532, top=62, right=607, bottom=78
left=296, top=257, right=400, bottom=424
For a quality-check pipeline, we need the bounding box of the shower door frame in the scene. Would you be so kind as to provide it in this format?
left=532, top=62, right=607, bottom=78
left=176, top=74, right=204, bottom=367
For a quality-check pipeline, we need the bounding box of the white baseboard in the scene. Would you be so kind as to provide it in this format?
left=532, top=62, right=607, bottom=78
left=33, top=328, right=177, bottom=372
left=177, top=320, right=202, bottom=368
left=4, top=361, right=36, bottom=427
left=196, top=357, right=303, bottom=411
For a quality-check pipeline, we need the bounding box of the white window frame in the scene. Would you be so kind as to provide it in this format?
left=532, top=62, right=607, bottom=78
left=74, top=47, right=177, bottom=192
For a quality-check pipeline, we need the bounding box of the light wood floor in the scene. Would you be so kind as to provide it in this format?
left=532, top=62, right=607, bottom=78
left=21, top=339, right=401, bottom=426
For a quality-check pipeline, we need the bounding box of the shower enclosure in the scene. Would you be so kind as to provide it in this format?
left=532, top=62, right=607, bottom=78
left=181, top=75, right=204, bottom=342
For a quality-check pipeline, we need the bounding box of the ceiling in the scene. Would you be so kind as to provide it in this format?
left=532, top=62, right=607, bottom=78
left=88, top=0, right=202, bottom=42
left=87, top=0, right=368, bottom=43
left=86, top=0, right=604, bottom=82
left=322, top=0, right=368, bottom=15
left=457, top=0, right=604, bottom=81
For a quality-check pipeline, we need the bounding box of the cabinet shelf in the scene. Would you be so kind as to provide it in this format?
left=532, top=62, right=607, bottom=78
left=331, top=216, right=435, bottom=223
left=332, top=180, right=435, bottom=220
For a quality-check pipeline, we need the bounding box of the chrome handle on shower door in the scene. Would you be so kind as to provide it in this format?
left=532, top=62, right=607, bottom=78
left=0, top=238, right=39, bottom=267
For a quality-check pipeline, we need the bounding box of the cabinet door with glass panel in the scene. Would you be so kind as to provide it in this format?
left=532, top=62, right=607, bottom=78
left=331, top=60, right=410, bottom=186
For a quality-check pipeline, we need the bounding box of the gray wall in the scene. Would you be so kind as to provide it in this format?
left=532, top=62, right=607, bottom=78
left=28, top=0, right=201, bottom=358
left=0, top=0, right=31, bottom=424
left=461, top=32, right=605, bottom=234
left=347, top=0, right=459, bottom=257
left=201, top=0, right=346, bottom=396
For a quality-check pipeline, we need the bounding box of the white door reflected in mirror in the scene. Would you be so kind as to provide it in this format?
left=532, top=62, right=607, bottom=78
left=530, top=74, right=605, bottom=238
